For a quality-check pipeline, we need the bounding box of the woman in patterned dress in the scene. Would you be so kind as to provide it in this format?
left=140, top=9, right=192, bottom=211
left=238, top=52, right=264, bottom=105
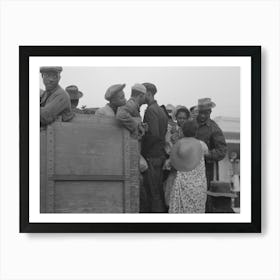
left=169, top=120, right=208, bottom=213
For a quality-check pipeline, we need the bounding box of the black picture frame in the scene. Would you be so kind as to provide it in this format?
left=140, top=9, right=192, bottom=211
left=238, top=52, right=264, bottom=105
left=20, top=46, right=261, bottom=233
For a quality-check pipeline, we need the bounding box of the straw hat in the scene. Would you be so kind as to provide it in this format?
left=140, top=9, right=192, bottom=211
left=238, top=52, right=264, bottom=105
left=170, top=138, right=203, bottom=172
left=197, top=98, right=216, bottom=110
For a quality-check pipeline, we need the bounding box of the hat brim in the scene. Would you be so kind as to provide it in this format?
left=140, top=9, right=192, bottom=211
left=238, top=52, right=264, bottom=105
left=40, top=67, right=63, bottom=73
left=69, top=91, right=83, bottom=100
left=207, top=191, right=237, bottom=198
left=170, top=138, right=202, bottom=172
left=198, top=102, right=216, bottom=110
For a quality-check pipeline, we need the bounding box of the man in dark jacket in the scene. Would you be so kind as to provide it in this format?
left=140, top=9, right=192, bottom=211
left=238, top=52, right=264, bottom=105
left=195, top=98, right=227, bottom=212
left=141, top=83, right=168, bottom=213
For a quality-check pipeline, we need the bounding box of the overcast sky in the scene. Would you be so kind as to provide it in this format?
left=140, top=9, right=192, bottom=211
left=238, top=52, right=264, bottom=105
left=40, top=66, right=240, bottom=118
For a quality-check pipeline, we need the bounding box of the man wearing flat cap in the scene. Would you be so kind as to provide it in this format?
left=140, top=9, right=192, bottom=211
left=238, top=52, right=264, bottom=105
left=95, top=84, right=127, bottom=118
left=140, top=82, right=168, bottom=213
left=40, top=67, right=74, bottom=126
left=65, top=85, right=84, bottom=114
left=195, top=98, right=227, bottom=212
left=116, top=83, right=147, bottom=138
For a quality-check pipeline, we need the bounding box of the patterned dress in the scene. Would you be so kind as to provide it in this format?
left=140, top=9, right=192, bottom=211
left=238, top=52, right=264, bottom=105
left=169, top=150, right=207, bottom=213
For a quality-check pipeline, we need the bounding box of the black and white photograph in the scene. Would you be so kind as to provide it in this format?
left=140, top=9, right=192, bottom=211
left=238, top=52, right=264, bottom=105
left=39, top=66, right=240, bottom=214
left=20, top=46, right=260, bottom=232
left=3, top=1, right=280, bottom=279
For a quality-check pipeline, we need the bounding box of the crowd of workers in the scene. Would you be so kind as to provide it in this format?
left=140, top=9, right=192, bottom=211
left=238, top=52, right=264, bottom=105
left=40, top=66, right=231, bottom=214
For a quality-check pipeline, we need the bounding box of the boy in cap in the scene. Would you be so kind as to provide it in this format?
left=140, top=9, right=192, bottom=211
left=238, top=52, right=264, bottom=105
left=195, top=98, right=227, bottom=212
left=116, top=83, right=147, bottom=138
left=95, top=84, right=127, bottom=118
left=141, top=82, right=168, bottom=213
left=40, top=67, right=74, bottom=126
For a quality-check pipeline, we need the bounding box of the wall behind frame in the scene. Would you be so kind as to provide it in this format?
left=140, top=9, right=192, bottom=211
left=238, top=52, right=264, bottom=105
left=0, top=0, right=279, bottom=280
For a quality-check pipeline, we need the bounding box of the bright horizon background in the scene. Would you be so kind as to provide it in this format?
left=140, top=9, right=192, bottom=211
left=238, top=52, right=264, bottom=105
left=40, top=66, right=240, bottom=119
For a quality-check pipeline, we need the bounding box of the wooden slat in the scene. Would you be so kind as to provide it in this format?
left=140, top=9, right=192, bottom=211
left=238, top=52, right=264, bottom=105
left=129, top=138, right=140, bottom=212
left=46, top=125, right=55, bottom=212
left=51, top=175, right=125, bottom=181
left=54, top=181, right=124, bottom=213
left=40, top=130, right=47, bottom=213
left=123, top=129, right=131, bottom=212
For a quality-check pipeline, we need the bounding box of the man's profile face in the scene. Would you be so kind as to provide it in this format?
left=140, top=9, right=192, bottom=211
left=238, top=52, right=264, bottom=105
left=140, top=92, right=147, bottom=105
left=197, top=109, right=211, bottom=123
left=111, top=90, right=127, bottom=107
left=42, top=71, right=60, bottom=91
left=144, top=91, right=153, bottom=104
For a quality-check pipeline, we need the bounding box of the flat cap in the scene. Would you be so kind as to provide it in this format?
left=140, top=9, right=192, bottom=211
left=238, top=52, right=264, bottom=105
left=40, top=66, right=63, bottom=74
left=105, top=84, right=125, bottom=101
left=142, top=83, right=157, bottom=95
left=131, top=83, right=146, bottom=94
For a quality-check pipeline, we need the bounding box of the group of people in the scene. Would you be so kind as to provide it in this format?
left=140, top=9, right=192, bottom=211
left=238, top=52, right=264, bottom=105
left=40, top=66, right=228, bottom=214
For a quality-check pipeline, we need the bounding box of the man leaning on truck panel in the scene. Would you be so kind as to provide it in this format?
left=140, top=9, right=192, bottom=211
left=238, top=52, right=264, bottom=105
left=95, top=84, right=127, bottom=118
left=116, top=83, right=147, bottom=139
left=40, top=66, right=74, bottom=126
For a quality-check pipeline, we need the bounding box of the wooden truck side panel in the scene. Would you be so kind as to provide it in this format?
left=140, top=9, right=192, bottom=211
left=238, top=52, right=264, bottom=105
left=40, top=116, right=139, bottom=213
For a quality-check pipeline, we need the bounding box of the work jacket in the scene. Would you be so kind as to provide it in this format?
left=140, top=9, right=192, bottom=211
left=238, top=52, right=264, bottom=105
left=95, top=104, right=115, bottom=118
left=40, top=85, right=74, bottom=126
left=196, top=118, right=227, bottom=162
left=116, top=98, right=142, bottom=138
left=196, top=118, right=227, bottom=184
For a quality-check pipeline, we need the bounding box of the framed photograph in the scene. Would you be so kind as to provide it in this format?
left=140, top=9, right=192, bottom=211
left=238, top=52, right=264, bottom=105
left=20, top=46, right=261, bottom=233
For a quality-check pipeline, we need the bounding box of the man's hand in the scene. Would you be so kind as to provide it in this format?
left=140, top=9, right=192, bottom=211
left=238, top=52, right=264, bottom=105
left=138, top=123, right=146, bottom=138
left=139, top=155, right=148, bottom=173
left=142, top=122, right=149, bottom=132
left=204, top=152, right=213, bottom=162
left=170, top=132, right=179, bottom=144
left=163, top=158, right=172, bottom=170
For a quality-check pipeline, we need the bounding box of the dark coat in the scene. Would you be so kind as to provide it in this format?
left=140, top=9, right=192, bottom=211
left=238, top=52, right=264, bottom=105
left=141, top=101, right=168, bottom=158
left=196, top=118, right=227, bottom=185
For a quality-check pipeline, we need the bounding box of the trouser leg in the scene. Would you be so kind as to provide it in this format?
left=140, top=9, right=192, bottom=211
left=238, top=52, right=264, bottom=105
left=144, top=157, right=167, bottom=213
left=205, top=163, right=214, bottom=213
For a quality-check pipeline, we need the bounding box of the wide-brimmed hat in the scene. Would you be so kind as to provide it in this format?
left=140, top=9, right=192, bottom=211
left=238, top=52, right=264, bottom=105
left=170, top=138, right=202, bottom=172
left=105, top=84, right=125, bottom=101
left=198, top=98, right=216, bottom=110
left=40, top=66, right=63, bottom=74
left=65, top=85, right=83, bottom=100
left=207, top=181, right=237, bottom=198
